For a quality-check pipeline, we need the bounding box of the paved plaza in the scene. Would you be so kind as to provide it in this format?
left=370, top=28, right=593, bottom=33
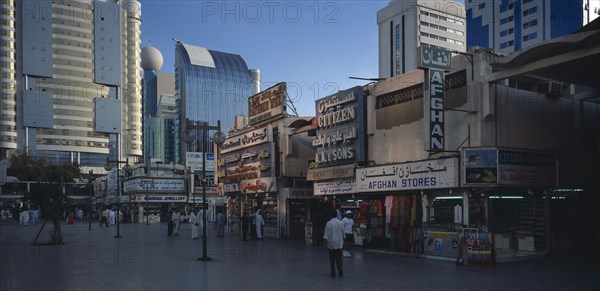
left=1, top=220, right=598, bottom=290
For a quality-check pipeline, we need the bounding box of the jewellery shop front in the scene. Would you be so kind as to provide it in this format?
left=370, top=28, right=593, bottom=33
left=124, top=178, right=187, bottom=223
left=350, top=157, right=460, bottom=255
left=219, top=126, right=280, bottom=238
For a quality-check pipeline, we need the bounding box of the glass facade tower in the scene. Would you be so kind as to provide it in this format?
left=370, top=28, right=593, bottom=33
left=174, top=41, right=254, bottom=164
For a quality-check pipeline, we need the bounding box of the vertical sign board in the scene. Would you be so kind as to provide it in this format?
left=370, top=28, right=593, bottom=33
left=425, top=69, right=445, bottom=151
left=420, top=46, right=451, bottom=152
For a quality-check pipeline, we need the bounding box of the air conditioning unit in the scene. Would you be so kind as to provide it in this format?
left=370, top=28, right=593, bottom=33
left=536, top=81, right=565, bottom=96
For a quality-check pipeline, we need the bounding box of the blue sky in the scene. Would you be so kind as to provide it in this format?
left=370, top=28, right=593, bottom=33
left=141, top=0, right=389, bottom=117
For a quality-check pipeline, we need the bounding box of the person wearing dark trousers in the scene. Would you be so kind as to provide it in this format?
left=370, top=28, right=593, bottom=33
left=167, top=210, right=174, bottom=236
left=241, top=211, right=250, bottom=241
left=323, top=208, right=345, bottom=277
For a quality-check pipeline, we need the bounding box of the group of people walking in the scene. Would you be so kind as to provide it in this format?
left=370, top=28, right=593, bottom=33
left=13, top=208, right=39, bottom=226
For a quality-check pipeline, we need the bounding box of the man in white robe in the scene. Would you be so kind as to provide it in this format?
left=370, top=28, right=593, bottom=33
left=255, top=209, right=265, bottom=239
left=190, top=210, right=200, bottom=239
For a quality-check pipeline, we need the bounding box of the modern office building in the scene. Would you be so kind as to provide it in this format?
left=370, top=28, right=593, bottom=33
left=378, top=0, right=467, bottom=78
left=0, top=0, right=143, bottom=168
left=466, top=0, right=600, bottom=54
left=141, top=45, right=176, bottom=164
left=173, top=40, right=260, bottom=164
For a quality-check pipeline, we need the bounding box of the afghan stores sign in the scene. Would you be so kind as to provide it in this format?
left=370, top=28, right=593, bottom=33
left=248, top=82, right=286, bottom=125
left=313, top=86, right=365, bottom=167
left=424, top=69, right=445, bottom=151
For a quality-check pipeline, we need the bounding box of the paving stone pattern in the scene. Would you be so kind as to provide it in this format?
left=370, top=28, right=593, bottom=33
left=1, top=221, right=598, bottom=290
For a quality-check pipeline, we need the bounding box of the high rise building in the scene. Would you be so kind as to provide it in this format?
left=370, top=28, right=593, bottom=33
left=466, top=0, right=600, bottom=54
left=173, top=40, right=259, bottom=164
left=0, top=0, right=143, bottom=168
left=141, top=45, right=176, bottom=164
left=378, top=0, right=467, bottom=78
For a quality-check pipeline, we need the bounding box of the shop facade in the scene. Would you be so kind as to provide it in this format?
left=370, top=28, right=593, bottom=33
left=123, top=177, right=187, bottom=223
left=219, top=125, right=280, bottom=238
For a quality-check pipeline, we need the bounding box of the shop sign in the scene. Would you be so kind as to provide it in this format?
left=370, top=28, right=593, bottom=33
left=307, top=164, right=355, bottom=181
left=123, top=178, right=185, bottom=192
left=314, top=178, right=356, bottom=195
left=239, top=177, right=277, bottom=194
left=106, top=168, right=117, bottom=195
left=129, top=195, right=187, bottom=203
left=356, top=157, right=458, bottom=192
left=313, top=86, right=365, bottom=168
left=248, top=82, right=286, bottom=125
left=222, top=183, right=240, bottom=194
left=463, top=148, right=498, bottom=185
left=463, top=148, right=556, bottom=186
left=424, top=68, right=445, bottom=151
left=221, top=143, right=274, bottom=182
left=419, top=46, right=452, bottom=71
left=497, top=149, right=556, bottom=186
left=185, top=152, right=214, bottom=172
left=221, top=126, right=272, bottom=154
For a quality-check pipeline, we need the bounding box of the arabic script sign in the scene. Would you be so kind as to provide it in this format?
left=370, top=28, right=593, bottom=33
left=123, top=178, right=186, bottom=192
left=248, top=82, right=286, bottom=125
left=221, top=126, right=272, bottom=154
left=420, top=46, right=452, bottom=71
left=356, top=158, right=458, bottom=192
left=314, top=178, right=356, bottom=195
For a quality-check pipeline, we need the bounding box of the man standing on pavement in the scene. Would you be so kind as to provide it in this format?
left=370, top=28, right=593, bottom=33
left=216, top=210, right=225, bottom=237
left=255, top=209, right=265, bottom=239
left=190, top=209, right=200, bottom=239
left=323, top=208, right=345, bottom=277
left=241, top=211, right=250, bottom=241
left=342, top=210, right=356, bottom=257
left=172, top=209, right=181, bottom=236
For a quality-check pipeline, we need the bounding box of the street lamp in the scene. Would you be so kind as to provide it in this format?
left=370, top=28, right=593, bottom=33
left=185, top=119, right=225, bottom=261
left=88, top=170, right=94, bottom=231
left=141, top=179, right=154, bottom=225
left=105, top=157, right=130, bottom=238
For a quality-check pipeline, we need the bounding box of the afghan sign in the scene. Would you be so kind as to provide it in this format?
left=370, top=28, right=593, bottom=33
left=248, top=82, right=286, bottom=125
left=424, top=68, right=445, bottom=151
left=313, top=86, right=366, bottom=167
left=420, top=46, right=452, bottom=71
left=356, top=158, right=458, bottom=192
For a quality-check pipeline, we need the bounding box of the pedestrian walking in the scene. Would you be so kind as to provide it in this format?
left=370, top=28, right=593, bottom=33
left=190, top=209, right=200, bottom=239
left=250, top=210, right=257, bottom=240
left=241, top=211, right=250, bottom=241
left=109, top=209, right=116, bottom=225
left=19, top=208, right=29, bottom=226
left=216, top=211, right=225, bottom=237
left=323, top=208, right=345, bottom=277
left=166, top=210, right=174, bottom=236
left=255, top=209, right=265, bottom=239
left=99, top=209, right=109, bottom=228
left=172, top=209, right=181, bottom=236
left=30, top=209, right=39, bottom=226
left=342, top=210, right=356, bottom=257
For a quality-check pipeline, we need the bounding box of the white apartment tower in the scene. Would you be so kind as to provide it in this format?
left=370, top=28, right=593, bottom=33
left=0, top=0, right=143, bottom=167
left=378, top=0, right=467, bottom=78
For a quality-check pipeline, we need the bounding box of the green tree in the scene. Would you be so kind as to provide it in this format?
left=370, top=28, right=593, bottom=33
left=8, top=154, right=81, bottom=244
